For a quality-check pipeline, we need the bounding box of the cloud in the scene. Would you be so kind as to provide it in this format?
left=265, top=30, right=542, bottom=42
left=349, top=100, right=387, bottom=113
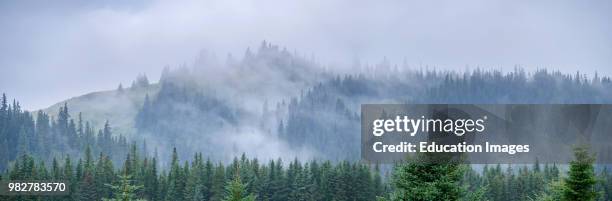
left=0, top=0, right=611, bottom=109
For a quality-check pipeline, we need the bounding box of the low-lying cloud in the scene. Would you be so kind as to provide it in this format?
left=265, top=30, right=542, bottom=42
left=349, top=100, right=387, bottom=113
left=1, top=0, right=611, bottom=110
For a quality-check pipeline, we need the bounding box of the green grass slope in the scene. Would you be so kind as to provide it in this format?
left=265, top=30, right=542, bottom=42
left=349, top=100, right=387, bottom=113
left=42, top=84, right=159, bottom=137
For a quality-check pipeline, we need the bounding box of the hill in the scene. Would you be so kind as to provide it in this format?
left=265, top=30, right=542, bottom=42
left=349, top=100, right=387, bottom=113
left=42, top=84, right=159, bottom=137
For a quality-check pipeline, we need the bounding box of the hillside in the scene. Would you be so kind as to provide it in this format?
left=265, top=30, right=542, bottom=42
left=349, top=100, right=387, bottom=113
left=43, top=84, right=159, bottom=137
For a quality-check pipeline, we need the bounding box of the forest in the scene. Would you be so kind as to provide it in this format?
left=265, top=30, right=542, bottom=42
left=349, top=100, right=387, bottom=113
left=133, top=43, right=612, bottom=162
left=0, top=95, right=130, bottom=172
left=1, top=145, right=385, bottom=201
left=2, top=80, right=612, bottom=200
left=1, top=126, right=611, bottom=200
left=2, top=44, right=612, bottom=200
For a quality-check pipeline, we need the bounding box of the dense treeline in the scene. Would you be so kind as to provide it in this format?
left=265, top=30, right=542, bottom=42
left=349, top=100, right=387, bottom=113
left=0, top=94, right=130, bottom=171
left=386, top=146, right=611, bottom=201
left=3, top=144, right=612, bottom=200
left=0, top=146, right=386, bottom=201
left=133, top=42, right=612, bottom=162
left=5, top=41, right=612, bottom=200
left=3, top=81, right=612, bottom=200
left=280, top=68, right=612, bottom=160
left=461, top=162, right=560, bottom=200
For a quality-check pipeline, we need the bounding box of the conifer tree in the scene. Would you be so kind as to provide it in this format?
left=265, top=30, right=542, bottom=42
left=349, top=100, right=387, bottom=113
left=563, top=145, right=598, bottom=201
left=102, top=174, right=145, bottom=201
left=77, top=173, right=98, bottom=201
left=223, top=174, right=256, bottom=201
left=166, top=147, right=185, bottom=201
left=211, top=163, right=226, bottom=201
left=391, top=153, right=464, bottom=201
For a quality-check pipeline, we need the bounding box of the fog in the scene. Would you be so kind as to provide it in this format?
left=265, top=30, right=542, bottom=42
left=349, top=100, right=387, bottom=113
left=0, top=0, right=611, bottom=110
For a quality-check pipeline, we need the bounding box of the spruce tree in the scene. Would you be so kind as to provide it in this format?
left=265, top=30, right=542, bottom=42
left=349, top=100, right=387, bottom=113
left=211, top=163, right=226, bottom=201
left=102, top=174, right=145, bottom=201
left=222, top=174, right=256, bottom=201
left=77, top=173, right=98, bottom=201
left=203, top=158, right=214, bottom=200
left=563, top=145, right=598, bottom=201
left=390, top=153, right=464, bottom=201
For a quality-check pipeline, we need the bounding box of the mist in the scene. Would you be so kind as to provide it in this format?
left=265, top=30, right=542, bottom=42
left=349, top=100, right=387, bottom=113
left=1, top=0, right=611, bottom=110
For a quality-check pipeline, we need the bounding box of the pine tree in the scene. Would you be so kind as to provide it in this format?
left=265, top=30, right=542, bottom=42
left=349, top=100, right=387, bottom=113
left=76, top=159, right=83, bottom=181
left=84, top=146, right=94, bottom=174
left=271, top=159, right=289, bottom=201
left=77, top=173, right=98, bottom=201
left=143, top=157, right=159, bottom=201
left=52, top=157, right=61, bottom=180
left=96, top=154, right=116, bottom=199
left=202, top=158, right=214, bottom=200
left=102, top=121, right=113, bottom=156
left=185, top=153, right=203, bottom=201
left=35, top=111, right=50, bottom=158
left=563, top=145, right=598, bottom=201
left=390, top=153, right=465, bottom=201
left=102, top=174, right=145, bottom=201
left=211, top=163, right=226, bottom=201
left=373, top=163, right=384, bottom=198
left=222, top=174, right=256, bottom=201
left=166, top=147, right=185, bottom=201
left=17, top=126, right=29, bottom=156
left=63, top=155, right=77, bottom=200
left=57, top=103, right=70, bottom=138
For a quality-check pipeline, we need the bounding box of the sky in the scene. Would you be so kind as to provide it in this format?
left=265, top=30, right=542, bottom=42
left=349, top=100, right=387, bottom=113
left=0, top=0, right=611, bottom=110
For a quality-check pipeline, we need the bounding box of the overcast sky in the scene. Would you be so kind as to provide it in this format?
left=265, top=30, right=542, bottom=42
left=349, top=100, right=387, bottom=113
left=0, top=0, right=611, bottom=110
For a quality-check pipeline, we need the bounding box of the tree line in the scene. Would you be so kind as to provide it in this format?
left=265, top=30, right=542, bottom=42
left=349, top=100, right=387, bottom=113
left=279, top=68, right=612, bottom=161
left=385, top=145, right=611, bottom=201
left=3, top=144, right=611, bottom=200
left=0, top=93, right=131, bottom=172
left=1, top=145, right=387, bottom=201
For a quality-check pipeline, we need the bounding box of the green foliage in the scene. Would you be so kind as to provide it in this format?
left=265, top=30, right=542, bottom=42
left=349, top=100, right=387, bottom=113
left=4, top=91, right=612, bottom=201
left=102, top=174, right=146, bottom=201
left=534, top=180, right=566, bottom=201
left=0, top=96, right=131, bottom=173
left=562, top=145, right=598, bottom=201
left=3, top=145, right=612, bottom=201
left=0, top=148, right=385, bottom=201
left=390, top=153, right=465, bottom=201
left=597, top=167, right=612, bottom=201
left=223, top=175, right=256, bottom=201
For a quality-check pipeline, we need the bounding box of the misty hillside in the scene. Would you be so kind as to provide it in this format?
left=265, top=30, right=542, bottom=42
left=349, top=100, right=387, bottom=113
left=43, top=76, right=159, bottom=137
left=132, top=43, right=612, bottom=163
left=37, top=42, right=612, bottom=164
left=135, top=42, right=330, bottom=163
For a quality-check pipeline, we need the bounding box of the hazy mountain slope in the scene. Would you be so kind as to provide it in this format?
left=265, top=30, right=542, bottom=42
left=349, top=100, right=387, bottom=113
left=37, top=42, right=612, bottom=164
left=43, top=84, right=159, bottom=137
left=133, top=42, right=330, bottom=163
